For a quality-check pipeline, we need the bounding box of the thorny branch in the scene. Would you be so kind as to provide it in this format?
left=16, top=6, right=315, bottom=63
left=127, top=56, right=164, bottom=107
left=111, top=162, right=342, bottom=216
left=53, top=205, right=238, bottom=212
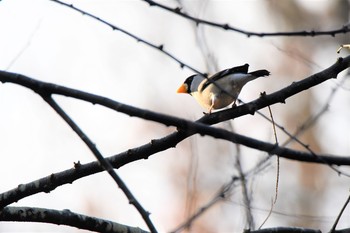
left=142, top=0, right=350, bottom=37
left=329, top=191, right=350, bottom=232
left=42, top=97, right=158, bottom=233
left=49, top=0, right=202, bottom=74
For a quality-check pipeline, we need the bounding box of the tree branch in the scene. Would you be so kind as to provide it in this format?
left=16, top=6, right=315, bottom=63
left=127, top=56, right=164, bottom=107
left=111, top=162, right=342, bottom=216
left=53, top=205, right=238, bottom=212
left=245, top=227, right=322, bottom=233
left=1, top=56, right=350, bottom=211
left=48, top=0, right=202, bottom=74
left=142, top=0, right=350, bottom=37
left=0, top=206, right=149, bottom=233
left=246, top=227, right=350, bottom=233
left=329, top=192, right=350, bottom=232
left=42, top=97, right=157, bottom=233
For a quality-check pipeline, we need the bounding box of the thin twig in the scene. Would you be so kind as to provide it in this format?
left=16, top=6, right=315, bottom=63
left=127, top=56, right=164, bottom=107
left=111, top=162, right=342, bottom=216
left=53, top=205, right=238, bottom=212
left=43, top=96, right=158, bottom=233
left=329, top=191, right=350, bottom=233
left=257, top=106, right=279, bottom=229
left=258, top=198, right=274, bottom=230
left=49, top=0, right=201, bottom=74
left=266, top=105, right=279, bottom=204
left=171, top=155, right=274, bottom=233
left=142, top=0, right=350, bottom=37
left=6, top=20, right=42, bottom=70
left=170, top=177, right=239, bottom=233
left=247, top=227, right=322, bottom=233
left=236, top=150, right=255, bottom=229
left=282, top=76, right=348, bottom=147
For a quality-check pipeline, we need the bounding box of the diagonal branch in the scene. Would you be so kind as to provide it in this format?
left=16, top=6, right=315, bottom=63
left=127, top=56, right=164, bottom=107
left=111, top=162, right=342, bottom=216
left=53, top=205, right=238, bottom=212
left=42, top=96, right=158, bottom=233
left=49, top=0, right=202, bottom=74
left=329, top=192, right=350, bottom=232
left=1, top=56, right=349, bottom=132
left=1, top=127, right=349, bottom=210
left=142, top=0, right=350, bottom=37
left=0, top=206, right=149, bottom=233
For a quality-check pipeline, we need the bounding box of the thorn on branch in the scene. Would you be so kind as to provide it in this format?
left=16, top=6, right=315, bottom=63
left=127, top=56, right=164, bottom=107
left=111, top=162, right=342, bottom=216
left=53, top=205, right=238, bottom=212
left=223, top=23, right=230, bottom=30
left=129, top=198, right=136, bottom=205
left=17, top=184, right=25, bottom=192
left=337, top=57, right=344, bottom=63
left=50, top=174, right=56, bottom=182
left=247, top=104, right=257, bottom=115
left=127, top=149, right=133, bottom=156
left=74, top=161, right=81, bottom=169
left=219, top=192, right=226, bottom=199
left=158, top=44, right=164, bottom=50
left=148, top=1, right=155, bottom=6
left=174, top=7, right=181, bottom=13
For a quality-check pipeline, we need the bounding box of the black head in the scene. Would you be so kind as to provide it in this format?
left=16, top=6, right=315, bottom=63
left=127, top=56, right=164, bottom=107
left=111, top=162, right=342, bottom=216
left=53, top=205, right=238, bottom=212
left=183, top=75, right=196, bottom=93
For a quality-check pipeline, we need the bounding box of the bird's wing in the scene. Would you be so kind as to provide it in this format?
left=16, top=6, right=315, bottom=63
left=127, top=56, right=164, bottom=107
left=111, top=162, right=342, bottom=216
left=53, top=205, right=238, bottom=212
left=200, top=64, right=249, bottom=92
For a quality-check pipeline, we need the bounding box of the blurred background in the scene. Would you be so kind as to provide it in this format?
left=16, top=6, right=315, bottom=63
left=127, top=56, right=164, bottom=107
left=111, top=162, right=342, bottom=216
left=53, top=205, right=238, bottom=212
left=0, top=0, right=350, bottom=232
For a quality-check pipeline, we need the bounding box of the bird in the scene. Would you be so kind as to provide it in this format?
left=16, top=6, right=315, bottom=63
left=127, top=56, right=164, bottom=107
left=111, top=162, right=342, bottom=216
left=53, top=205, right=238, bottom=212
left=177, top=64, right=270, bottom=114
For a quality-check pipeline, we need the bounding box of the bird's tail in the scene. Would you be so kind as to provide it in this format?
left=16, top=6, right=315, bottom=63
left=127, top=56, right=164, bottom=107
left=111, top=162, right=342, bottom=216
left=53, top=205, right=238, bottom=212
left=249, top=69, right=270, bottom=77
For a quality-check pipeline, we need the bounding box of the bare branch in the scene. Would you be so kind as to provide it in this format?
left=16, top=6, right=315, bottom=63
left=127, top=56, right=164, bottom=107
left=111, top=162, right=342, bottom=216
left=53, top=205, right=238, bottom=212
left=249, top=227, right=350, bottom=233
left=1, top=56, right=350, bottom=211
left=142, top=0, right=350, bottom=37
left=0, top=206, right=149, bottom=233
left=245, top=227, right=322, bottom=233
left=170, top=176, right=240, bottom=233
left=234, top=144, right=255, bottom=229
left=329, top=191, right=350, bottom=233
left=282, top=76, right=348, bottom=147
left=49, top=0, right=202, bottom=74
left=42, top=97, right=158, bottom=233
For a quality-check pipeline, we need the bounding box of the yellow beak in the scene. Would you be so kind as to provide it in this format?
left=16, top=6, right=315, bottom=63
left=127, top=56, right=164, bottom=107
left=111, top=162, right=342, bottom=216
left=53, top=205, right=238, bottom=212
left=176, top=83, right=188, bottom=93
